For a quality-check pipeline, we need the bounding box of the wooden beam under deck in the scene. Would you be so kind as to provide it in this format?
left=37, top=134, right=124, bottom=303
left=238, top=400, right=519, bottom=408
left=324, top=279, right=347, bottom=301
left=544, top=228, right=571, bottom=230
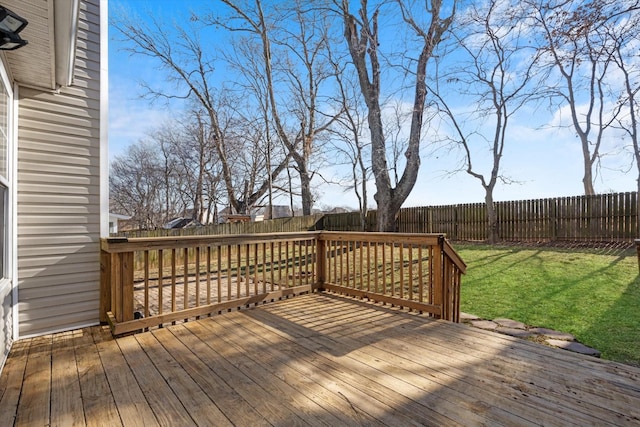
left=0, top=293, right=639, bottom=426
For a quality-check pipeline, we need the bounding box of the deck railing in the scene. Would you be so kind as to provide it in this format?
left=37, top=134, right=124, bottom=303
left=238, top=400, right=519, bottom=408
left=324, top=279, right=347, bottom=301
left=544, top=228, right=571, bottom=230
left=100, top=231, right=466, bottom=335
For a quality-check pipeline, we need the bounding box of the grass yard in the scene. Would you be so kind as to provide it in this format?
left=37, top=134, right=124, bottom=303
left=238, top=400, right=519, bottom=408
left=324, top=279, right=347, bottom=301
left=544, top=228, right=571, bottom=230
left=454, top=243, right=640, bottom=367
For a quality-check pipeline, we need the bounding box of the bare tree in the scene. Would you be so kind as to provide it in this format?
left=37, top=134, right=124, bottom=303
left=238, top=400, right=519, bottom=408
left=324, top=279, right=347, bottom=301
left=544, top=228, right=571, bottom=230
left=603, top=5, right=640, bottom=224
left=339, top=0, right=454, bottom=231
left=328, top=56, right=371, bottom=229
left=212, top=0, right=340, bottom=216
left=110, top=142, right=166, bottom=230
left=432, top=0, right=541, bottom=243
left=112, top=11, right=290, bottom=215
left=530, top=0, right=623, bottom=195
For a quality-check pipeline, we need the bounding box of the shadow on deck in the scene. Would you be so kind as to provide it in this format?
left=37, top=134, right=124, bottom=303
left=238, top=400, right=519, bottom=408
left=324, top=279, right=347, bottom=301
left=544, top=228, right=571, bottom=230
left=1, top=292, right=639, bottom=426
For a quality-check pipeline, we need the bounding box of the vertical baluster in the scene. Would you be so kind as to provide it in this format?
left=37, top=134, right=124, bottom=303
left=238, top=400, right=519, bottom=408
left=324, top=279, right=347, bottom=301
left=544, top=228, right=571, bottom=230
left=408, top=244, right=413, bottom=302
left=144, top=250, right=149, bottom=318
left=236, top=244, right=242, bottom=298
left=217, top=246, right=222, bottom=303
left=381, top=242, right=386, bottom=295
left=244, top=244, right=250, bottom=297
left=365, top=241, right=370, bottom=292
left=277, top=241, right=283, bottom=286
left=158, top=249, right=164, bottom=316
left=183, top=247, right=189, bottom=311
left=171, top=249, right=177, bottom=316
left=227, top=245, right=232, bottom=302
left=270, top=241, right=275, bottom=291
left=297, top=240, right=303, bottom=288
left=390, top=244, right=395, bottom=297
left=359, top=240, right=363, bottom=291
left=418, top=245, right=424, bottom=303
left=305, top=239, right=311, bottom=286
left=374, top=242, right=379, bottom=294
left=206, top=246, right=211, bottom=305
left=254, top=244, right=259, bottom=295
left=346, top=240, right=351, bottom=288
left=195, top=246, right=201, bottom=308
left=262, top=242, right=267, bottom=294
left=398, top=243, right=403, bottom=300
left=336, top=240, right=344, bottom=286
left=428, top=245, right=435, bottom=306
left=285, top=241, right=290, bottom=287
left=310, top=238, right=316, bottom=286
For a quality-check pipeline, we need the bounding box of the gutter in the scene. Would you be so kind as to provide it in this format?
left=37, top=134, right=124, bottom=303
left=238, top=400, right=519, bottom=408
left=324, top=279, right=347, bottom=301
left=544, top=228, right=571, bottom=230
left=54, top=0, right=80, bottom=88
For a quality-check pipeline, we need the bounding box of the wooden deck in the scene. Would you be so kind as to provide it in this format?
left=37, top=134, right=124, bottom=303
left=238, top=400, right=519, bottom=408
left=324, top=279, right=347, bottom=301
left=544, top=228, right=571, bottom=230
left=1, top=292, right=639, bottom=426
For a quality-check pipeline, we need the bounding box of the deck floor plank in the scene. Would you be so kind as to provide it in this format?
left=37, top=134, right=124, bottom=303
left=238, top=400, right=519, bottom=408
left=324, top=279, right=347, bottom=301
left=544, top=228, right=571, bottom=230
left=225, top=307, right=468, bottom=426
left=152, top=326, right=269, bottom=427
left=195, top=317, right=387, bottom=427
left=15, top=335, right=52, bottom=427
left=241, top=298, right=521, bottom=426
left=51, top=330, right=86, bottom=427
left=1, top=292, right=640, bottom=426
left=116, top=334, right=197, bottom=426
left=262, top=295, right=592, bottom=425
left=92, top=327, right=159, bottom=427
left=0, top=340, right=30, bottom=426
left=187, top=316, right=359, bottom=427
left=171, top=321, right=310, bottom=427
left=134, top=331, right=234, bottom=427
left=74, top=329, right=122, bottom=427
left=266, top=296, right=613, bottom=424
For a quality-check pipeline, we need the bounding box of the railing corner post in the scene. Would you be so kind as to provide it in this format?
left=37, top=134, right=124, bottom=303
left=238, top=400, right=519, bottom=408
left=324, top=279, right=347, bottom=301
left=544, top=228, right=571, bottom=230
left=111, top=250, right=134, bottom=323
left=100, top=248, right=111, bottom=323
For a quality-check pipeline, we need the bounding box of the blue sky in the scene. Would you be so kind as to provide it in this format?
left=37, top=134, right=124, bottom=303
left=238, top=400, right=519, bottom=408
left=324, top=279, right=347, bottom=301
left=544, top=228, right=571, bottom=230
left=108, top=0, right=638, bottom=210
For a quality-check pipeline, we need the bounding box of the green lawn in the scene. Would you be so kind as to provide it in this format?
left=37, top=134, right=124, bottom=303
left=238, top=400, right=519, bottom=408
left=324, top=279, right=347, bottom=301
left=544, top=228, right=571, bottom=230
left=454, top=243, right=640, bottom=367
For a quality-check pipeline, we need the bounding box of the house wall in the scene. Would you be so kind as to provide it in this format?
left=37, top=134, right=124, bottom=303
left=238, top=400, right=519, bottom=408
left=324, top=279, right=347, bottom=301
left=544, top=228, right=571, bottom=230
left=16, top=0, right=102, bottom=336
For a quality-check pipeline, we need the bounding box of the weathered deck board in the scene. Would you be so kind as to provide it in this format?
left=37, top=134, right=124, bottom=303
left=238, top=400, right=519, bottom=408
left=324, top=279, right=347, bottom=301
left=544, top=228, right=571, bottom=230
left=1, top=292, right=639, bottom=426
left=51, top=331, right=85, bottom=427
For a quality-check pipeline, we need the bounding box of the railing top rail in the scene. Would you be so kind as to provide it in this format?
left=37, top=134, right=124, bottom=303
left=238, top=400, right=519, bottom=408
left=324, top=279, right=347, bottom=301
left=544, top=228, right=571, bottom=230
left=318, top=231, right=446, bottom=245
left=101, top=231, right=322, bottom=253
left=100, top=230, right=466, bottom=274
left=442, top=239, right=467, bottom=273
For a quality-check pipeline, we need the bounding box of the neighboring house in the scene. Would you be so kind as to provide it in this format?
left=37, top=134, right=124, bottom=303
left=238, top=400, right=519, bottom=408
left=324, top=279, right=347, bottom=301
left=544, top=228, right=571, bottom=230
left=265, top=205, right=293, bottom=219
left=109, top=212, right=131, bottom=234
left=0, top=0, right=106, bottom=372
left=163, top=216, right=202, bottom=229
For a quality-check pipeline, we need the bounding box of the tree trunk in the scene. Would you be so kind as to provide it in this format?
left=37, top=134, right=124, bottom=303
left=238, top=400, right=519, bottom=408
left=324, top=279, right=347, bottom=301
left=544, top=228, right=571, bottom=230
left=485, top=190, right=499, bottom=244
left=341, top=1, right=451, bottom=232
left=580, top=134, right=596, bottom=196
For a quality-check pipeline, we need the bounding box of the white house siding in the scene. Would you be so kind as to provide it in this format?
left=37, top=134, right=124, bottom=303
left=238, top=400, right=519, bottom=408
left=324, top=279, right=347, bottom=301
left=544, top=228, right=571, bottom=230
left=16, top=0, right=102, bottom=337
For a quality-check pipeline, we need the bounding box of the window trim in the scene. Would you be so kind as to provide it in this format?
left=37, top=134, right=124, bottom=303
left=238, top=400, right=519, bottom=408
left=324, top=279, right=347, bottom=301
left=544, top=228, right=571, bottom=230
left=0, top=56, right=16, bottom=340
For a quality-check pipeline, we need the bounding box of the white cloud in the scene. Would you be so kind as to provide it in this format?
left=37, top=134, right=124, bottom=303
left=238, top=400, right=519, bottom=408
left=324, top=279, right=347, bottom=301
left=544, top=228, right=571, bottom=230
left=108, top=79, right=178, bottom=160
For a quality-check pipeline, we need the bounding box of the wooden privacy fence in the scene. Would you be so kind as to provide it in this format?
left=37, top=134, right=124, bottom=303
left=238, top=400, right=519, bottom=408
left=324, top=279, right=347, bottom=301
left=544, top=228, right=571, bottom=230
left=118, top=214, right=325, bottom=238
left=100, top=231, right=466, bottom=335
left=399, top=192, right=638, bottom=241
left=321, top=192, right=638, bottom=242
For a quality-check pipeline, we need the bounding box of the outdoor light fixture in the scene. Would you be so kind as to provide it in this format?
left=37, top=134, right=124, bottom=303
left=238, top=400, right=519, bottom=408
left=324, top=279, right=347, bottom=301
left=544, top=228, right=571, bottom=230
left=0, top=5, right=28, bottom=50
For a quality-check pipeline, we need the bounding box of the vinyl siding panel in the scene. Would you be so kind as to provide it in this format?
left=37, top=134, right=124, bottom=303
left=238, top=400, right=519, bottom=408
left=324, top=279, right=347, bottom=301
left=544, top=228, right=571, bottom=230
left=17, top=0, right=103, bottom=337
